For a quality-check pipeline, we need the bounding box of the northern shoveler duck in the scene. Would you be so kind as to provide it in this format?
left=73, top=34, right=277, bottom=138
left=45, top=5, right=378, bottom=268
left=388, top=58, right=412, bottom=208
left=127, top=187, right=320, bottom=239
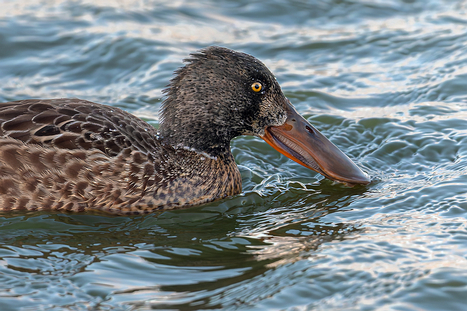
left=0, top=46, right=369, bottom=215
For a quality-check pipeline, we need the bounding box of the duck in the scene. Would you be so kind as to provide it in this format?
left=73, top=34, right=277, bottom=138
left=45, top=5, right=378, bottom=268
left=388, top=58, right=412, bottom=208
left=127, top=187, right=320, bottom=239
left=0, top=46, right=370, bottom=215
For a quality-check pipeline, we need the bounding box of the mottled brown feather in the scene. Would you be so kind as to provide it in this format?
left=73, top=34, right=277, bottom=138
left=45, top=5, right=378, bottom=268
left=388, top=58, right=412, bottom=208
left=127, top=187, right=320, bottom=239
left=0, top=98, right=242, bottom=215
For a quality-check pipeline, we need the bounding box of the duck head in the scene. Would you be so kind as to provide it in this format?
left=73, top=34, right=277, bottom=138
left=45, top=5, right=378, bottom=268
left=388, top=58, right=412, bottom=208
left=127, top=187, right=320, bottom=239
left=159, top=46, right=370, bottom=186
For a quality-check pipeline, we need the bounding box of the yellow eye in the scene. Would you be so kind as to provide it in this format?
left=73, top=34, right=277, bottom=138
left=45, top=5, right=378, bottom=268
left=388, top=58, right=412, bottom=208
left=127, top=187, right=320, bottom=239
left=251, top=82, right=262, bottom=92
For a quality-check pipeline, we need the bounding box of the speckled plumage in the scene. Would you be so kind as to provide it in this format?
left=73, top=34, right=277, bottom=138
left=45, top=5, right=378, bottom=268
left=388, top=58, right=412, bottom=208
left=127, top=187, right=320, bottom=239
left=0, top=98, right=241, bottom=214
left=0, top=46, right=369, bottom=214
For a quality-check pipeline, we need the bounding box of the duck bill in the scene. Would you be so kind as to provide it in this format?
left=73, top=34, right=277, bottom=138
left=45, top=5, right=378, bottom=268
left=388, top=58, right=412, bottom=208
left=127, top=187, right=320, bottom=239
left=260, top=101, right=370, bottom=186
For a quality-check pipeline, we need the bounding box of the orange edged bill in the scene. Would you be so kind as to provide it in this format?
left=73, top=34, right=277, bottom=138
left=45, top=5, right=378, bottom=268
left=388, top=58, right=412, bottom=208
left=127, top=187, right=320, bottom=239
left=261, top=100, right=370, bottom=186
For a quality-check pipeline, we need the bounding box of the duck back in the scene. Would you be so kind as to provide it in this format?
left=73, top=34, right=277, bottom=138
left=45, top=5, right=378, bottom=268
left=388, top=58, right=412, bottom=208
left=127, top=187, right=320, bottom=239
left=0, top=99, right=241, bottom=214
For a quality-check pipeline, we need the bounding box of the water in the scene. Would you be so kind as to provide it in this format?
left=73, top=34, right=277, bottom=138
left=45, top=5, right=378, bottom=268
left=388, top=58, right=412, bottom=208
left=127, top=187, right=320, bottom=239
left=1, top=0, right=467, bottom=310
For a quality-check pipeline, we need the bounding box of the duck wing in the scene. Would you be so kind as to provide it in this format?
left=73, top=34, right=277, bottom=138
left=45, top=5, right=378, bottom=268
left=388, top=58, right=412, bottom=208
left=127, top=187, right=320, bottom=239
left=0, top=98, right=241, bottom=214
left=0, top=98, right=161, bottom=157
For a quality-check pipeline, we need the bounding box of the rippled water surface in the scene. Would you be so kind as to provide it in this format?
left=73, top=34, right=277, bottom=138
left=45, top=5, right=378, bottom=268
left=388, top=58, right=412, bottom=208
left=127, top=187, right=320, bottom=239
left=1, top=0, right=467, bottom=310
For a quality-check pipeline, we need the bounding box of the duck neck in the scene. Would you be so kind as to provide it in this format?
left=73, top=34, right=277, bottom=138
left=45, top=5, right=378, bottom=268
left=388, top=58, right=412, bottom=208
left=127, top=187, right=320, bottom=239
left=159, top=123, right=236, bottom=160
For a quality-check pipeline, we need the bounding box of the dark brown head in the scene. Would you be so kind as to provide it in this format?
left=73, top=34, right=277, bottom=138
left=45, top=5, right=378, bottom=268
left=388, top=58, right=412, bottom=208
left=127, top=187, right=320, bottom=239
left=160, top=46, right=287, bottom=155
left=159, top=46, right=370, bottom=185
